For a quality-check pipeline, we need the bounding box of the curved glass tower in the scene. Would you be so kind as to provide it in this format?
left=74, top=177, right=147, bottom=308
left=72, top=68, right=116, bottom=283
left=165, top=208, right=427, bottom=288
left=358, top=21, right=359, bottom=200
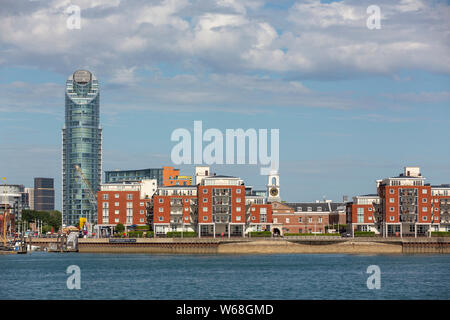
left=62, top=70, right=102, bottom=227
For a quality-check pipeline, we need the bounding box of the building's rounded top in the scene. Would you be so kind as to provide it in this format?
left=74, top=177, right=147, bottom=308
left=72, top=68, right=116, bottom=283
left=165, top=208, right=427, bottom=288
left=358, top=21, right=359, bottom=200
left=67, top=70, right=97, bottom=83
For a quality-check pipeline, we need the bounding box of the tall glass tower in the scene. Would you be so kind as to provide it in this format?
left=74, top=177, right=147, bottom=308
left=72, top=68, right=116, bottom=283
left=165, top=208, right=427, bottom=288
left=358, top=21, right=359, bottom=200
left=62, top=70, right=102, bottom=227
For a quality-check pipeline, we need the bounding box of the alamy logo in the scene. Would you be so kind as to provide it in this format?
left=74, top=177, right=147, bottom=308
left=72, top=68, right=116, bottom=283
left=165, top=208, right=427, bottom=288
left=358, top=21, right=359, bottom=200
left=66, top=5, right=81, bottom=30
left=366, top=5, right=381, bottom=30
left=66, top=265, right=81, bottom=290
left=170, top=121, right=279, bottom=175
left=366, top=265, right=381, bottom=289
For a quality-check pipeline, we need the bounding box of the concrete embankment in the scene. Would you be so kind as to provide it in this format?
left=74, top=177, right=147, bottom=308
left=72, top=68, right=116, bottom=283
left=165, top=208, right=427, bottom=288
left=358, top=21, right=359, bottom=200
left=25, top=237, right=450, bottom=254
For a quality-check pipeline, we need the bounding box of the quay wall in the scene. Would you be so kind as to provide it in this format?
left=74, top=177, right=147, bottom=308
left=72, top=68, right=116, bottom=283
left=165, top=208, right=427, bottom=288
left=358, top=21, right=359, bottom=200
left=23, top=237, right=450, bottom=254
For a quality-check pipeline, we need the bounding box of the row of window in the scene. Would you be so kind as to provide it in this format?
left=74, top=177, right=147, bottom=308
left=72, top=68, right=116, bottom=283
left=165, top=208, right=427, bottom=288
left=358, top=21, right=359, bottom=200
left=273, top=217, right=323, bottom=223
left=102, top=194, right=136, bottom=200
left=102, top=201, right=145, bottom=207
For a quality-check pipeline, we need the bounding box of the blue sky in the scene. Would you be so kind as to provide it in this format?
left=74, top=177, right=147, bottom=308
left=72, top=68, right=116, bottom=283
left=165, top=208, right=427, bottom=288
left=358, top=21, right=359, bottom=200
left=0, top=0, right=449, bottom=210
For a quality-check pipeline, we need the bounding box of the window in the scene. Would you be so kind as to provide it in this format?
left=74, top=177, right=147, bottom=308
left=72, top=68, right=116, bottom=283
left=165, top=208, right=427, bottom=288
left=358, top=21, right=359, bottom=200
left=236, top=216, right=241, bottom=221
left=236, top=207, right=241, bottom=212
left=159, top=208, right=164, bottom=212
left=274, top=218, right=278, bottom=223
left=115, top=194, right=119, bottom=198
left=422, top=198, right=427, bottom=203
left=251, top=216, right=255, bottom=221
left=140, top=218, right=144, bottom=223
left=236, top=197, right=241, bottom=203
left=252, top=207, right=256, bottom=211
left=140, top=210, right=144, bottom=214
left=115, top=210, right=119, bottom=214
left=308, top=217, right=312, bottom=223
left=185, top=199, right=189, bottom=203
left=390, top=207, right=394, bottom=212
left=140, top=202, right=144, bottom=206
left=158, top=216, right=163, bottom=221
left=115, top=218, right=119, bottom=223
left=102, top=194, right=109, bottom=200
left=389, top=189, right=394, bottom=194
left=422, top=189, right=428, bottom=194
left=127, top=194, right=133, bottom=200
left=318, top=217, right=322, bottom=223
left=297, top=207, right=302, bottom=212
left=115, top=202, right=119, bottom=207
left=390, top=216, right=394, bottom=221
left=368, top=216, right=372, bottom=220
left=159, top=198, right=164, bottom=203
left=236, top=189, right=241, bottom=194
left=203, top=216, right=208, bottom=221
left=307, top=207, right=312, bottom=212
left=286, top=218, right=290, bottom=223
left=102, top=202, right=109, bottom=208
left=298, top=218, right=302, bottom=223
left=368, top=207, right=373, bottom=211
left=203, top=189, right=208, bottom=194
left=357, top=207, right=364, bottom=223
left=203, top=198, right=208, bottom=203
left=422, top=207, right=427, bottom=212
left=184, top=207, right=188, bottom=211
left=317, top=207, right=322, bottom=211
left=423, top=216, right=427, bottom=221
left=390, top=198, right=395, bottom=203
left=203, top=207, right=208, bottom=212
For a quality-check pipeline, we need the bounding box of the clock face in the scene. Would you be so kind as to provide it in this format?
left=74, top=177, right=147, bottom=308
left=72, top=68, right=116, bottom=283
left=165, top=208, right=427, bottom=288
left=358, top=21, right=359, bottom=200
left=270, top=187, right=278, bottom=197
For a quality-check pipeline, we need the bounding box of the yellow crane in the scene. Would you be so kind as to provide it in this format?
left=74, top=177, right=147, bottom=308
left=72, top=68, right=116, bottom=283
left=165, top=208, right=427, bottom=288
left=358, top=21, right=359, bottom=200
left=73, top=165, right=97, bottom=236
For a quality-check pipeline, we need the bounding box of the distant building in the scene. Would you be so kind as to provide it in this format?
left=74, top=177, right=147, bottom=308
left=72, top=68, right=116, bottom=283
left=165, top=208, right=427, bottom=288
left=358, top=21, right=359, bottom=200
left=105, top=166, right=192, bottom=187
left=34, top=178, right=54, bottom=211
left=0, top=184, right=28, bottom=230
left=24, top=187, right=34, bottom=210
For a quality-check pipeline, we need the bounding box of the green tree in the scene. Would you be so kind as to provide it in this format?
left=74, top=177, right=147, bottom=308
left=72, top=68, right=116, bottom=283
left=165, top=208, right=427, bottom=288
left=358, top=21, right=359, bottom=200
left=115, top=223, right=125, bottom=234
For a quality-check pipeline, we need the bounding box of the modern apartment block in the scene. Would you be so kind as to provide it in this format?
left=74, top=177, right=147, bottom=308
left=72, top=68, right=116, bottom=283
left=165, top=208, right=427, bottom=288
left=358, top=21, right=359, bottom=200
left=151, top=173, right=272, bottom=237
left=34, top=177, right=55, bottom=211
left=346, top=194, right=380, bottom=234
left=62, top=70, right=102, bottom=227
left=431, top=184, right=450, bottom=232
left=104, top=166, right=192, bottom=187
left=96, top=180, right=157, bottom=236
left=377, top=167, right=433, bottom=237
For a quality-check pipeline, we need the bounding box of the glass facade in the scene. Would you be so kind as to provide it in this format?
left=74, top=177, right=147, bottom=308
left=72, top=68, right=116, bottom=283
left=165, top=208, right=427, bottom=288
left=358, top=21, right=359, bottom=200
left=62, top=70, right=102, bottom=226
left=105, top=168, right=163, bottom=185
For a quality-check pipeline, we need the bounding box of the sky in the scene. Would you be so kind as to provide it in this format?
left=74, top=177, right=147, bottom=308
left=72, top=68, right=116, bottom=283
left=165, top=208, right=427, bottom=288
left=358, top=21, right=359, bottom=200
left=0, top=0, right=449, bottom=210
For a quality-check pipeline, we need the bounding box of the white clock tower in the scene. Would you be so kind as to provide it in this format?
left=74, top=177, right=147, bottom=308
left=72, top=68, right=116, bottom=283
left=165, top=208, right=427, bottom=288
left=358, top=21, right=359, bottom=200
left=267, top=170, right=280, bottom=203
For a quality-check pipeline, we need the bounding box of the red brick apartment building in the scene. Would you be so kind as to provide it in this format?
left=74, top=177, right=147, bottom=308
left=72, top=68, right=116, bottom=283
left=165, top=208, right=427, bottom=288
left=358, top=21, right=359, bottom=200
left=345, top=167, right=450, bottom=237
left=97, top=180, right=157, bottom=236
left=346, top=194, right=380, bottom=234
left=150, top=174, right=272, bottom=237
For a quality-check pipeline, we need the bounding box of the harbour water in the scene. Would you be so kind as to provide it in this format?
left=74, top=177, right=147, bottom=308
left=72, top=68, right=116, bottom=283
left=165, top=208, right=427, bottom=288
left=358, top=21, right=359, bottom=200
left=1, top=253, right=449, bottom=300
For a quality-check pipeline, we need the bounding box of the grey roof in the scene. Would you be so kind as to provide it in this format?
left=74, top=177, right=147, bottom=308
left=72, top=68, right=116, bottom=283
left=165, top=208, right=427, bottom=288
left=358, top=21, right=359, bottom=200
left=285, top=202, right=332, bottom=212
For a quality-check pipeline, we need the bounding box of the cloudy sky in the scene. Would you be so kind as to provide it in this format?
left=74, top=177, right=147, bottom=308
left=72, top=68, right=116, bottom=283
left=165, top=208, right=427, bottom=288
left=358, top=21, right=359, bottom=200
left=1, top=0, right=449, bottom=209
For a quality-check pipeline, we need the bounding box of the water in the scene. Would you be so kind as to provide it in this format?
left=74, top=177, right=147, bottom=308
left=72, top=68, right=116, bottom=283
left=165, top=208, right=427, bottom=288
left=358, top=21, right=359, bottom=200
left=1, top=253, right=449, bottom=299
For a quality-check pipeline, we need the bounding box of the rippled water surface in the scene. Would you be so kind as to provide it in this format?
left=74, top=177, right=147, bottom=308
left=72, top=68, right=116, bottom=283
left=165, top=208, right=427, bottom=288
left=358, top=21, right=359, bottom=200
left=1, top=253, right=449, bottom=299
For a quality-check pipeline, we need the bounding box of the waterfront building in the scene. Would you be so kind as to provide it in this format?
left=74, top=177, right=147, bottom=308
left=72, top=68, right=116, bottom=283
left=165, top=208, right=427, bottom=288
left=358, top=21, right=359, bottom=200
left=34, top=177, right=55, bottom=211
left=431, top=184, right=450, bottom=232
left=62, top=70, right=102, bottom=227
left=346, top=194, right=380, bottom=235
left=271, top=201, right=333, bottom=235
left=377, top=167, right=432, bottom=237
left=152, top=185, right=198, bottom=236
left=96, top=179, right=157, bottom=235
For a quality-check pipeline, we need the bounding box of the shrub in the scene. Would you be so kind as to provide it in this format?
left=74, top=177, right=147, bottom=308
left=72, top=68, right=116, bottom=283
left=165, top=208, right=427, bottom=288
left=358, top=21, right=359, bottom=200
left=354, top=231, right=375, bottom=237
left=431, top=232, right=450, bottom=237
left=166, top=231, right=197, bottom=238
left=249, top=231, right=272, bottom=237
left=284, top=233, right=340, bottom=236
